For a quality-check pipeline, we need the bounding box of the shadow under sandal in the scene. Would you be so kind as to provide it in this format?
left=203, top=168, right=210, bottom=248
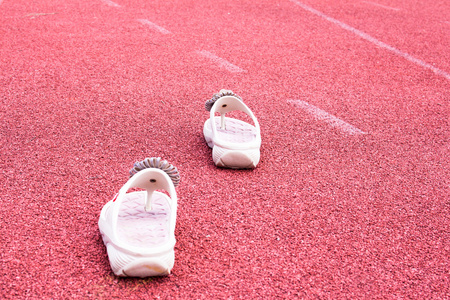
left=203, top=90, right=261, bottom=169
left=98, top=157, right=180, bottom=277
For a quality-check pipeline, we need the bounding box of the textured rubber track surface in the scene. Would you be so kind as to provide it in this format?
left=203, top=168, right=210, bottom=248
left=1, top=0, right=449, bottom=298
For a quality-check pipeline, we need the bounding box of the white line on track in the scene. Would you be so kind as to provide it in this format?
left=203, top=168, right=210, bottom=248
left=195, top=50, right=246, bottom=73
left=287, top=100, right=367, bottom=135
left=362, top=1, right=400, bottom=11
left=100, top=0, right=120, bottom=7
left=289, top=0, right=450, bottom=81
left=137, top=19, right=171, bottom=34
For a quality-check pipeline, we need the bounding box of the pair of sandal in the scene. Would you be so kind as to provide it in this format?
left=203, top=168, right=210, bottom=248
left=98, top=90, right=261, bottom=277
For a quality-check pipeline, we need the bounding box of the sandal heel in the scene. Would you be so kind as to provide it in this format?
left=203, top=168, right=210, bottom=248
left=106, top=244, right=174, bottom=277
left=213, top=145, right=260, bottom=169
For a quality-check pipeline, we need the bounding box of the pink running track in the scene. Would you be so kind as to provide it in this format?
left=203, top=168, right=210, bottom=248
left=1, top=0, right=448, bottom=298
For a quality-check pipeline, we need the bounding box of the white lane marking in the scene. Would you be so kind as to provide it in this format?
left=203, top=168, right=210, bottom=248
left=26, top=13, right=57, bottom=19
left=195, top=50, right=246, bottom=73
left=289, top=0, right=450, bottom=81
left=362, top=1, right=400, bottom=11
left=137, top=19, right=171, bottom=34
left=287, top=100, right=367, bottom=135
left=100, top=0, right=120, bottom=7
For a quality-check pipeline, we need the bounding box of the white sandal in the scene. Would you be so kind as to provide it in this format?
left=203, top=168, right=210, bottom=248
left=98, top=157, right=180, bottom=277
left=203, top=90, right=261, bottom=168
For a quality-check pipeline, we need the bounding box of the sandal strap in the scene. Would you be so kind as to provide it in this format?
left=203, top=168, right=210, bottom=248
left=130, top=157, right=180, bottom=187
left=110, top=159, right=179, bottom=234
left=205, top=89, right=242, bottom=111
left=208, top=91, right=260, bottom=133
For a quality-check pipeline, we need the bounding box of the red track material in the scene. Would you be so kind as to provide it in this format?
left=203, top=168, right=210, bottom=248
left=1, top=0, right=448, bottom=298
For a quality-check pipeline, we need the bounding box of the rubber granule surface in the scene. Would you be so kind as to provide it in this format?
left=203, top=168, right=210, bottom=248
left=1, top=0, right=449, bottom=298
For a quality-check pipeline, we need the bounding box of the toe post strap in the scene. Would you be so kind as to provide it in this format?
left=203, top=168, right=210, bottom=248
left=205, top=89, right=249, bottom=130
left=205, top=89, right=260, bottom=133
left=112, top=157, right=179, bottom=213
left=128, top=157, right=179, bottom=211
